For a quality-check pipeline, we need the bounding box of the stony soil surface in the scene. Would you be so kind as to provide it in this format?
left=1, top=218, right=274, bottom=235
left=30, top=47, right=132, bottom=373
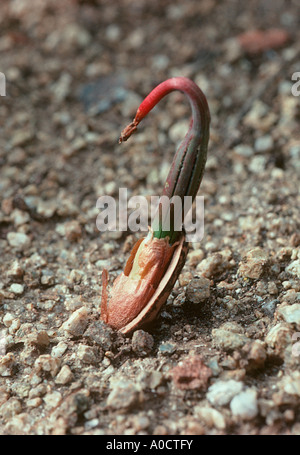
left=0, top=0, right=299, bottom=435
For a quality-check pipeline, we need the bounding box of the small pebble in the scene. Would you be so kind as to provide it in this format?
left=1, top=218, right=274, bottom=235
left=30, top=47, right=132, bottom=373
left=131, top=414, right=150, bottom=431
left=43, top=391, right=62, bottom=410
left=207, top=379, right=244, bottom=407
left=132, top=330, right=154, bottom=357
left=212, top=325, right=250, bottom=351
left=40, top=270, right=55, bottom=286
left=254, top=135, right=274, bottom=153
left=279, top=371, right=300, bottom=397
left=265, top=323, right=291, bottom=352
left=7, top=260, right=24, bottom=279
left=26, top=397, right=42, bottom=408
left=0, top=353, right=15, bottom=377
left=286, top=259, right=300, bottom=277
left=178, top=271, right=193, bottom=286
left=238, top=247, right=269, bottom=279
left=0, top=398, right=22, bottom=419
left=10, top=130, right=34, bottom=148
left=9, top=283, right=24, bottom=295
left=51, top=342, right=68, bottom=358
left=233, top=144, right=254, bottom=157
left=77, top=344, right=98, bottom=364
left=55, top=365, right=74, bottom=385
left=187, top=249, right=205, bottom=267
left=158, top=343, right=176, bottom=356
left=84, top=320, right=113, bottom=351
left=3, top=313, right=14, bottom=327
left=237, top=28, right=289, bottom=54
left=186, top=277, right=211, bottom=303
left=277, top=304, right=300, bottom=325
left=194, top=406, right=226, bottom=430
left=169, top=356, right=212, bottom=391
left=230, top=389, right=258, bottom=420
left=249, top=155, right=267, bottom=173
left=261, top=300, right=278, bottom=317
left=7, top=232, right=31, bottom=251
left=26, top=330, right=50, bottom=347
left=64, top=220, right=82, bottom=242
left=137, top=371, right=164, bottom=390
left=196, top=253, right=224, bottom=278
left=106, top=381, right=140, bottom=411
left=62, top=307, right=89, bottom=337
left=34, top=355, right=60, bottom=378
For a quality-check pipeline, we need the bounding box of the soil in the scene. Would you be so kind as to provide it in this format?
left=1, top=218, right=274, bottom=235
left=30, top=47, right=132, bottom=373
left=0, top=0, right=299, bottom=435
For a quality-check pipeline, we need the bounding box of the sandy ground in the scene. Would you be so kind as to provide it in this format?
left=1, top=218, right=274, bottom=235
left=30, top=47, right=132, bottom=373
left=0, top=0, right=299, bottom=435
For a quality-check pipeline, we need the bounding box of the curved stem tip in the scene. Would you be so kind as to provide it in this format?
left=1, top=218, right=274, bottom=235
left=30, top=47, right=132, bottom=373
left=119, top=77, right=210, bottom=243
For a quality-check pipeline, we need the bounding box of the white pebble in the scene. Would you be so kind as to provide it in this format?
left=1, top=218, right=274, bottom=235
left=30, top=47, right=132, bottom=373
left=207, top=379, right=244, bottom=407
left=7, top=232, right=31, bottom=251
left=230, top=389, right=258, bottom=420
left=9, top=283, right=24, bottom=295
left=278, top=304, right=300, bottom=325
left=254, top=135, right=274, bottom=153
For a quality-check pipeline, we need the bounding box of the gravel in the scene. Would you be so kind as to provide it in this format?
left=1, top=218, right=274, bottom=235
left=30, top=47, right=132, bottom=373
left=0, top=0, right=299, bottom=436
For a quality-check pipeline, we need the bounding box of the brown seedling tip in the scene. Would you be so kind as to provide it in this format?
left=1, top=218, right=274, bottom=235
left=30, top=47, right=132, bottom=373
left=119, top=120, right=138, bottom=143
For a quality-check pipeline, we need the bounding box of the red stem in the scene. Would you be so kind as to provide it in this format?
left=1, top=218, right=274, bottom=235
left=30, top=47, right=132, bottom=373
left=119, top=77, right=210, bottom=242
